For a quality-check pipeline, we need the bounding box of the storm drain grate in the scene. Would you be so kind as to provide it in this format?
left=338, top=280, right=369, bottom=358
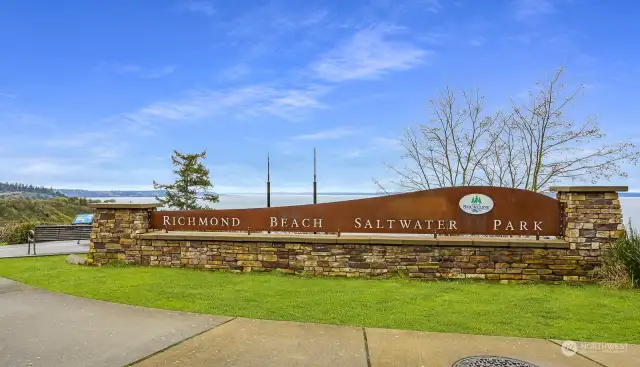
left=452, top=356, right=539, bottom=367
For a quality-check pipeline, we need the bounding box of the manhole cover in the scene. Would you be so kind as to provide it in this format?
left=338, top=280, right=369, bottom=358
left=452, top=356, right=539, bottom=367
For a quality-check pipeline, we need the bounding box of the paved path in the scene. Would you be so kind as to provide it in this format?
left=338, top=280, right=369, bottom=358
left=0, top=240, right=89, bottom=258
left=0, top=278, right=230, bottom=367
left=1, top=277, right=638, bottom=367
left=135, top=319, right=640, bottom=367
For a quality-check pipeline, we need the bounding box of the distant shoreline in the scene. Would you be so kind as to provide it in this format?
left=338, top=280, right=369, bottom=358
left=62, top=191, right=640, bottom=198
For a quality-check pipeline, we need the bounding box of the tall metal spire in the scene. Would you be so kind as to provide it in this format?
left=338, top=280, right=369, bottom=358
left=267, top=152, right=271, bottom=208
left=313, top=148, right=317, bottom=204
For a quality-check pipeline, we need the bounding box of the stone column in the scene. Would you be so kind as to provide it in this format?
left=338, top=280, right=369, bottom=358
left=550, top=186, right=627, bottom=251
left=87, top=203, right=162, bottom=265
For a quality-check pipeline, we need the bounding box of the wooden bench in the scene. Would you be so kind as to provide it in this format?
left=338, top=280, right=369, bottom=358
left=27, top=224, right=92, bottom=255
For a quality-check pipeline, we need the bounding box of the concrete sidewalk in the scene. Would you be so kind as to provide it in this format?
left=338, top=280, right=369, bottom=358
left=134, top=318, right=640, bottom=367
left=1, top=277, right=638, bottom=367
left=0, top=278, right=230, bottom=367
left=0, top=240, right=89, bottom=258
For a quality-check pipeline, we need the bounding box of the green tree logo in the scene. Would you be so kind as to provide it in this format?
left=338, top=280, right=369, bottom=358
left=471, top=195, right=482, bottom=204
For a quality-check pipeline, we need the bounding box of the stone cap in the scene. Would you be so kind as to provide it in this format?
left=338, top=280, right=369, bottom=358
left=549, top=186, right=628, bottom=193
left=88, top=203, right=164, bottom=209
left=139, top=231, right=569, bottom=249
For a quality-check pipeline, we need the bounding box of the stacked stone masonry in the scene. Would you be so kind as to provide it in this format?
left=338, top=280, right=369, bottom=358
left=88, top=205, right=157, bottom=265
left=87, top=186, right=627, bottom=284
left=128, top=239, right=599, bottom=283
left=554, top=189, right=625, bottom=250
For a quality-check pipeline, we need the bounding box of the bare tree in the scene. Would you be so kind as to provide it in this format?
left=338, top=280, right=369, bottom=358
left=478, top=114, right=529, bottom=188
left=374, top=87, right=502, bottom=193
left=378, top=67, right=640, bottom=193
left=505, top=67, right=639, bottom=191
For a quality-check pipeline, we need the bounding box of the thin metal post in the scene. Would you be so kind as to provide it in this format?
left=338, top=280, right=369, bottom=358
left=313, top=148, right=317, bottom=235
left=267, top=152, right=271, bottom=234
left=313, top=148, right=317, bottom=205
left=267, top=152, right=271, bottom=208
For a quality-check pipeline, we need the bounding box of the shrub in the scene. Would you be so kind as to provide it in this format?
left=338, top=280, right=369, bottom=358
left=0, top=221, right=38, bottom=245
left=10, top=221, right=37, bottom=244
left=596, top=221, right=640, bottom=288
left=0, top=222, right=19, bottom=244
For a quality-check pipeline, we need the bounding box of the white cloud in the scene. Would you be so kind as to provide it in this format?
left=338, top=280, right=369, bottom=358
left=370, top=0, right=443, bottom=14
left=310, top=24, right=428, bottom=82
left=506, top=32, right=541, bottom=45
left=96, top=62, right=176, bottom=79
left=292, top=127, right=359, bottom=140
left=140, top=65, right=176, bottom=79
left=45, top=132, right=109, bottom=148
left=218, top=64, right=251, bottom=80
left=469, top=36, right=486, bottom=47
left=419, top=30, right=452, bottom=45
left=181, top=1, right=215, bottom=16
left=417, top=0, right=443, bottom=13
left=221, top=5, right=329, bottom=58
left=344, top=150, right=365, bottom=158
left=1, top=113, right=60, bottom=132
left=16, top=161, right=81, bottom=176
left=343, top=137, right=401, bottom=158
left=512, top=0, right=556, bottom=21
left=226, top=7, right=328, bottom=39
left=371, top=137, right=400, bottom=148
left=119, top=84, right=330, bottom=126
left=261, top=88, right=329, bottom=121
left=5, top=148, right=121, bottom=181
left=0, top=150, right=163, bottom=190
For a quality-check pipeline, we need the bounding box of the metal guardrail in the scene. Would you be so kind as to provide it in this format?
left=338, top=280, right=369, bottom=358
left=26, top=225, right=91, bottom=255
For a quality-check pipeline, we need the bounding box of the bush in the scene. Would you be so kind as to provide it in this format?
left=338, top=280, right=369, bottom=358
left=0, top=221, right=38, bottom=245
left=0, top=222, right=17, bottom=245
left=596, top=221, right=640, bottom=288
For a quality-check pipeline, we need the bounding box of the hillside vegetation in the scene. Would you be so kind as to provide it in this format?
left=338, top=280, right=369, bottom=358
left=0, top=197, right=95, bottom=245
left=0, top=197, right=95, bottom=223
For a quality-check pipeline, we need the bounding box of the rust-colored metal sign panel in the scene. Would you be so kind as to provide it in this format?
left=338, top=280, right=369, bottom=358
left=151, top=187, right=562, bottom=236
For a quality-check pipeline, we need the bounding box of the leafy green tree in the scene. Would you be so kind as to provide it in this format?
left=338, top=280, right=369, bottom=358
left=153, top=150, right=220, bottom=210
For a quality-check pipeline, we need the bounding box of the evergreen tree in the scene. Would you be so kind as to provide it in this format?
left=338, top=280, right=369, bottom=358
left=152, top=149, right=220, bottom=210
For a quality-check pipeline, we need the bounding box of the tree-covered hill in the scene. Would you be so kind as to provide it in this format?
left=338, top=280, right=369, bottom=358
left=0, top=182, right=66, bottom=199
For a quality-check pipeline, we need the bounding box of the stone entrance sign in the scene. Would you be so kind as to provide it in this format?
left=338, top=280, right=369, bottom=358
left=151, top=187, right=563, bottom=236
left=88, top=186, right=628, bottom=283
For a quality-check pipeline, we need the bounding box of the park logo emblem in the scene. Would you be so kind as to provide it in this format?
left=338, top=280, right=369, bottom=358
left=459, top=193, right=494, bottom=215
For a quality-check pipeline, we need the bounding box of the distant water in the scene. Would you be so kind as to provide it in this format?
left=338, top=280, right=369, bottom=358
left=621, top=198, right=640, bottom=228
left=94, top=194, right=640, bottom=229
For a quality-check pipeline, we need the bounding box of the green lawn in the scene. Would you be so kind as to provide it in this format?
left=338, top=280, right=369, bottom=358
left=1, top=256, right=639, bottom=344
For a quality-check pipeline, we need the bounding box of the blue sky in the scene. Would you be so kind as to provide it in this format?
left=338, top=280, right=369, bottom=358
left=1, top=0, right=639, bottom=192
